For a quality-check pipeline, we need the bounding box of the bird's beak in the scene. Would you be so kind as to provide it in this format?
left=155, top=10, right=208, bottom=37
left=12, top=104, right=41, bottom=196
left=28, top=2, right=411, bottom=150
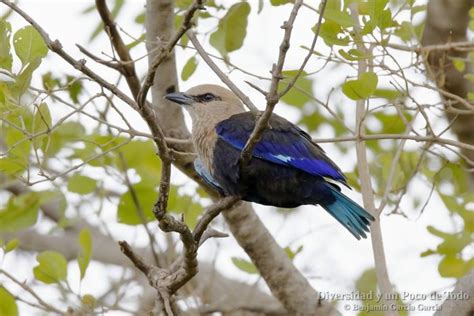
left=164, top=92, right=194, bottom=106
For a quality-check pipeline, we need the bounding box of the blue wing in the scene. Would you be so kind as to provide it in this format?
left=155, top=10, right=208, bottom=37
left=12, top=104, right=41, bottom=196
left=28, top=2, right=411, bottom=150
left=215, top=112, right=347, bottom=184
left=194, top=159, right=225, bottom=195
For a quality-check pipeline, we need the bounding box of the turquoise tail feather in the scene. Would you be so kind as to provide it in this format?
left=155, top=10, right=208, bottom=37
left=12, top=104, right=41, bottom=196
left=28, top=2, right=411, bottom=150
left=320, top=186, right=375, bottom=240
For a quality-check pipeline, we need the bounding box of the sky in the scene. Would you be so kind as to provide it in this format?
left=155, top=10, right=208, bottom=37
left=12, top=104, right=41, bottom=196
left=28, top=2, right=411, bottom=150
left=1, top=1, right=469, bottom=315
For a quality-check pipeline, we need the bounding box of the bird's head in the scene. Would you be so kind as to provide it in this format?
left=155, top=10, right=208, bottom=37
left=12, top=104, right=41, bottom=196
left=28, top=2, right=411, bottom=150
left=165, top=84, right=245, bottom=122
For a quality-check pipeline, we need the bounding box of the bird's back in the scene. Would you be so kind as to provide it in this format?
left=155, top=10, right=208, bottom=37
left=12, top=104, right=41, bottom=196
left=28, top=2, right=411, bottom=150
left=212, top=136, right=336, bottom=207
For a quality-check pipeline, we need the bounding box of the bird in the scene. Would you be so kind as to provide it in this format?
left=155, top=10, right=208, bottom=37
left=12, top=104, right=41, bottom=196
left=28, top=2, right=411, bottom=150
left=165, top=84, right=375, bottom=239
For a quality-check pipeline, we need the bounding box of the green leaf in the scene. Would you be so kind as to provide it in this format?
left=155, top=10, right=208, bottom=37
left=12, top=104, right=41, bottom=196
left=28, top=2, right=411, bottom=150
left=167, top=186, right=203, bottom=229
left=210, top=2, right=250, bottom=56
left=438, top=255, right=472, bottom=278
left=81, top=294, right=97, bottom=309
left=270, top=0, right=291, bottom=5
left=117, top=181, right=156, bottom=225
left=411, top=5, right=426, bottom=16
left=339, top=48, right=366, bottom=61
left=0, top=20, right=12, bottom=71
left=0, top=192, right=41, bottom=232
left=394, top=21, right=415, bottom=42
left=13, top=26, right=47, bottom=66
left=176, top=0, right=193, bottom=9
left=126, top=34, right=145, bottom=50
left=118, top=140, right=161, bottom=183
left=451, top=58, right=466, bottom=72
left=372, top=88, right=403, bottom=100
left=181, top=56, right=198, bottom=81
left=78, top=228, right=93, bottom=280
left=324, top=8, right=354, bottom=28
left=231, top=257, right=259, bottom=274
left=342, top=72, right=378, bottom=100
left=279, top=70, right=314, bottom=108
left=319, top=20, right=350, bottom=46
left=45, top=121, right=85, bottom=157
left=42, top=72, right=61, bottom=90
left=0, top=157, right=26, bottom=175
left=33, top=251, right=68, bottom=284
left=67, top=174, right=97, bottom=195
left=366, top=0, right=391, bottom=30
left=66, top=76, right=83, bottom=104
left=135, top=12, right=145, bottom=24
left=0, top=286, right=18, bottom=316
left=284, top=245, right=303, bottom=260
left=356, top=268, right=408, bottom=316
left=420, top=249, right=436, bottom=257
left=32, top=102, right=52, bottom=151
left=4, top=238, right=19, bottom=253
left=372, top=112, right=412, bottom=134
left=427, top=225, right=453, bottom=239
left=464, top=73, right=474, bottom=83
left=11, top=58, right=42, bottom=97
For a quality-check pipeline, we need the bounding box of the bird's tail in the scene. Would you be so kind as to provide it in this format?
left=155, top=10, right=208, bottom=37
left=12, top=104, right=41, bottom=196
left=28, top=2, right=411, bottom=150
left=319, top=186, right=375, bottom=240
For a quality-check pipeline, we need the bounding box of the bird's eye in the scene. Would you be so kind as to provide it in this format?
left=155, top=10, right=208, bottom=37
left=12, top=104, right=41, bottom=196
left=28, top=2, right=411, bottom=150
left=199, top=93, right=215, bottom=102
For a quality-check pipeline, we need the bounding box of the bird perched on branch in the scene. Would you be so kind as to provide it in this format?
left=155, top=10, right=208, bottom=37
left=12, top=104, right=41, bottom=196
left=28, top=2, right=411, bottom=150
left=165, top=84, right=374, bottom=239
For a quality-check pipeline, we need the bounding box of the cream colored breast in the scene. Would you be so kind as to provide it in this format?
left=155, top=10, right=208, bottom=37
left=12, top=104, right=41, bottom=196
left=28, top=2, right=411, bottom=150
left=192, top=121, right=218, bottom=175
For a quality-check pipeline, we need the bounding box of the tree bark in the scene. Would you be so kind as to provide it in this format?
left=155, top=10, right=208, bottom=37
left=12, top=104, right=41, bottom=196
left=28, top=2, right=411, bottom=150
left=434, top=270, right=474, bottom=316
left=422, top=0, right=474, bottom=187
left=423, top=2, right=474, bottom=315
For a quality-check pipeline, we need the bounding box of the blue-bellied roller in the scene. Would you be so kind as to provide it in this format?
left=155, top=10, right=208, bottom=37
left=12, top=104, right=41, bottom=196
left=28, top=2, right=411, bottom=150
left=165, top=84, right=375, bottom=239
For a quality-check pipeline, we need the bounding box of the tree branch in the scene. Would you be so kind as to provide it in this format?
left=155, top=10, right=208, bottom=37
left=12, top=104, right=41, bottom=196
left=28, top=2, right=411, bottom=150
left=0, top=0, right=138, bottom=111
left=349, top=5, right=397, bottom=315
left=434, top=270, right=474, bottom=316
left=187, top=31, right=259, bottom=113
left=240, top=0, right=304, bottom=168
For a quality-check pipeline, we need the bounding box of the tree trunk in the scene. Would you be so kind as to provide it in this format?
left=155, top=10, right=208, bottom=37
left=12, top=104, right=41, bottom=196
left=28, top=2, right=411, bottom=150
left=422, top=0, right=474, bottom=187
left=423, top=2, right=474, bottom=315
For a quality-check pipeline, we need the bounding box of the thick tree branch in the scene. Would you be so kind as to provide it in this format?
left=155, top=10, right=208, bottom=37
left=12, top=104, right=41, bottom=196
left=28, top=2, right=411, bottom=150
left=422, top=0, right=474, bottom=187
left=434, top=270, right=474, bottom=316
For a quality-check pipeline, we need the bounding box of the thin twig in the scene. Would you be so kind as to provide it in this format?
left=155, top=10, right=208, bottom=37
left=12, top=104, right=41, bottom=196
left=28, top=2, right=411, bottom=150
left=0, top=0, right=138, bottom=111
left=187, top=31, right=259, bottom=112
left=76, top=44, right=123, bottom=71
left=118, top=241, right=151, bottom=275
left=95, top=0, right=141, bottom=97
left=137, top=0, right=205, bottom=109
left=240, top=0, right=304, bottom=167
left=0, top=269, right=64, bottom=314
left=278, top=0, right=327, bottom=99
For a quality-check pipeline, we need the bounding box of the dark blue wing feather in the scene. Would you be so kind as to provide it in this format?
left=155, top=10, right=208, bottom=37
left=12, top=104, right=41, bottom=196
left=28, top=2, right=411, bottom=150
left=215, top=112, right=347, bottom=183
